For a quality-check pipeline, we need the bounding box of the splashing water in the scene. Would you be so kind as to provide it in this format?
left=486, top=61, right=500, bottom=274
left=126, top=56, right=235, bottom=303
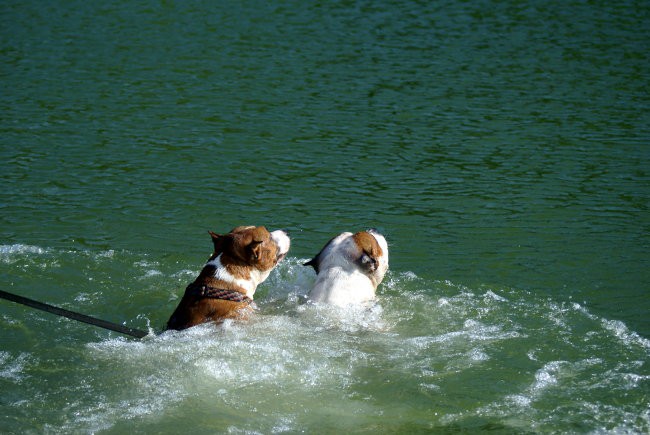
left=0, top=247, right=648, bottom=433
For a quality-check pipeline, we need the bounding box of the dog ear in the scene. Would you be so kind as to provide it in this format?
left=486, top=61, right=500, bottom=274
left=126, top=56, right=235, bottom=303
left=247, top=239, right=263, bottom=260
left=208, top=231, right=226, bottom=253
left=303, top=257, right=319, bottom=273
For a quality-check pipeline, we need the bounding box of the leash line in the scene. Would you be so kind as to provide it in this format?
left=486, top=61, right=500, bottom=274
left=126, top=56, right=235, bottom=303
left=0, top=289, right=148, bottom=339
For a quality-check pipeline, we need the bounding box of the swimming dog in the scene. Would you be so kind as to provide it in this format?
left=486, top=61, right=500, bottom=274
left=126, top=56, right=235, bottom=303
left=166, top=226, right=290, bottom=330
left=305, top=229, right=388, bottom=306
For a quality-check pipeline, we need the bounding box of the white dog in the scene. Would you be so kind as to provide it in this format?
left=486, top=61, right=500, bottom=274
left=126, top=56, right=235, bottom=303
left=304, top=229, right=389, bottom=306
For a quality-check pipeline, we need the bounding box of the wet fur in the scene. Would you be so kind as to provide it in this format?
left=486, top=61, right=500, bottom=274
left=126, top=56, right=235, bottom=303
left=166, top=226, right=290, bottom=330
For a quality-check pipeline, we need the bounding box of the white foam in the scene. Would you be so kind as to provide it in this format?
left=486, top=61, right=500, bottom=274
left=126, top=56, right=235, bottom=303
left=601, top=319, right=650, bottom=350
left=95, top=250, right=115, bottom=259
left=505, top=394, right=532, bottom=408
left=0, top=244, right=48, bottom=263
left=296, top=301, right=387, bottom=333
left=133, top=260, right=159, bottom=268
left=0, top=244, right=47, bottom=255
left=531, top=361, right=564, bottom=393
left=483, top=290, right=508, bottom=302
left=74, top=292, right=98, bottom=303
left=469, top=348, right=489, bottom=361
left=143, top=269, right=163, bottom=278
left=0, top=351, right=30, bottom=381
left=171, top=269, right=199, bottom=279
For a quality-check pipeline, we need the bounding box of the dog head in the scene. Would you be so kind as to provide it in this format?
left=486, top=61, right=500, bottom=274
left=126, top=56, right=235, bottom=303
left=204, top=226, right=290, bottom=296
left=305, top=229, right=389, bottom=289
left=209, top=226, right=290, bottom=267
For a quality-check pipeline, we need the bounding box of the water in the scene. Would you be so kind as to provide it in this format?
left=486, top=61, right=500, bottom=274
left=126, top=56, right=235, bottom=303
left=1, top=0, right=649, bottom=432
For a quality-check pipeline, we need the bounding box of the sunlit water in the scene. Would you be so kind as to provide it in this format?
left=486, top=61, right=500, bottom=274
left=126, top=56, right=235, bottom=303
left=2, top=0, right=649, bottom=432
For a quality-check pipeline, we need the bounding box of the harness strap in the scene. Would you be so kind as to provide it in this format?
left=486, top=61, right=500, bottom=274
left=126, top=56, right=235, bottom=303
left=185, top=283, right=252, bottom=304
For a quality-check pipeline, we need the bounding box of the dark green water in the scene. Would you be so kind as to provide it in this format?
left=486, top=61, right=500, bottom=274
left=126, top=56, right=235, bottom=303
left=1, top=0, right=649, bottom=433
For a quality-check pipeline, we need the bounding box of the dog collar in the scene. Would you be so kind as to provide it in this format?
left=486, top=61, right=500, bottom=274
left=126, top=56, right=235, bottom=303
left=185, top=283, right=252, bottom=304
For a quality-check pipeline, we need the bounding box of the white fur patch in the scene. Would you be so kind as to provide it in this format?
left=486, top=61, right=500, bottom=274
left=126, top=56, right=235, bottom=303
left=309, top=267, right=377, bottom=305
left=206, top=254, right=256, bottom=297
left=271, top=230, right=291, bottom=257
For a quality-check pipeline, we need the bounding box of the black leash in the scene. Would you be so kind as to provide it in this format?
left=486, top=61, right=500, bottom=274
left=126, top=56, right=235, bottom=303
left=0, top=289, right=148, bottom=339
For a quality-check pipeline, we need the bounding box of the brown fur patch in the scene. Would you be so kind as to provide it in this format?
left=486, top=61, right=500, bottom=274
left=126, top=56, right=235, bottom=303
left=352, top=231, right=383, bottom=259
left=210, top=226, right=282, bottom=279
left=166, top=295, right=252, bottom=330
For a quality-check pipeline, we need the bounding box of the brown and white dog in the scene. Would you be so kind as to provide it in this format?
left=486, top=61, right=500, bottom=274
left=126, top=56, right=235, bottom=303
left=304, top=229, right=388, bottom=306
left=166, top=226, right=290, bottom=330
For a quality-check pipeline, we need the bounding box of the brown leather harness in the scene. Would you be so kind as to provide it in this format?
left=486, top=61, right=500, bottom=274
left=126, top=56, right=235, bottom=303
left=184, top=283, right=252, bottom=304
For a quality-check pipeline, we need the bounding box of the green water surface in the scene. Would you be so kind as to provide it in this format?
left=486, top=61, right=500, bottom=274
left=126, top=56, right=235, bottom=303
left=1, top=0, right=649, bottom=433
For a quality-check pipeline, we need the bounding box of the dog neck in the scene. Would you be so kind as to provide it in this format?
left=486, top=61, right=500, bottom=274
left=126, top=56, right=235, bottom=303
left=201, top=254, right=270, bottom=299
left=184, top=283, right=253, bottom=304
